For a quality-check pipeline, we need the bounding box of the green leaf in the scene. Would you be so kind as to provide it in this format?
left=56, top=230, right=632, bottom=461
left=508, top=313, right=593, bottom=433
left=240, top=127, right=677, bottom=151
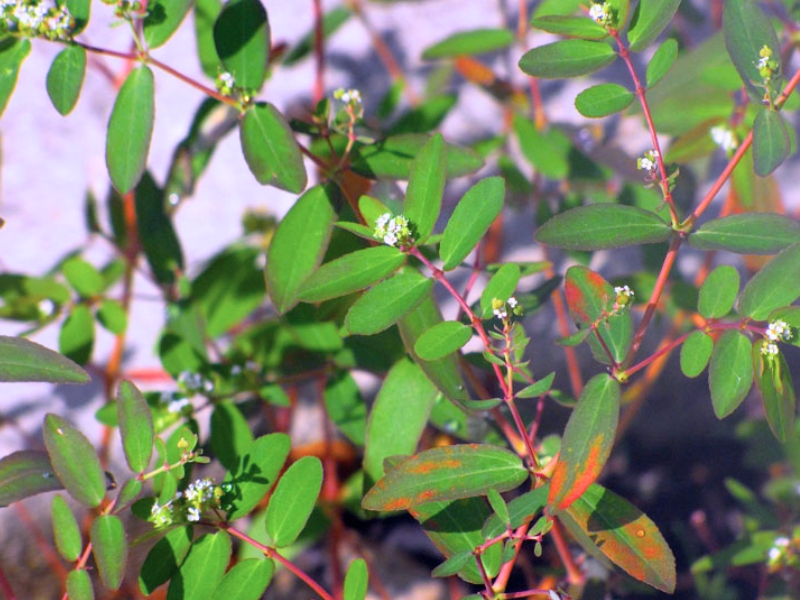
left=483, top=486, right=550, bottom=538
left=106, top=66, right=155, bottom=194
left=66, top=0, right=91, bottom=33
left=223, top=433, right=291, bottom=521
left=266, top=184, right=338, bottom=314
left=116, top=380, right=154, bottom=473
left=549, top=374, right=620, bottom=512
left=345, top=270, right=433, bottom=335
left=59, top=304, right=95, bottom=365
left=627, top=0, right=682, bottom=52
left=324, top=372, right=367, bottom=446
left=487, top=488, right=510, bottom=526
left=530, top=15, right=608, bottom=40
left=519, top=39, right=616, bottom=79
left=480, top=263, right=520, bottom=318
left=517, top=372, right=556, bottom=398
left=561, top=484, right=676, bottom=593
left=404, top=133, right=445, bottom=243
left=575, top=83, right=634, bottom=118
left=414, top=321, right=473, bottom=361
left=0, top=336, right=89, bottom=383
left=63, top=257, right=105, bottom=298
left=0, top=451, right=62, bottom=507
left=512, top=115, right=570, bottom=179
left=421, top=28, right=515, bottom=59
left=646, top=38, right=678, bottom=88
left=698, top=265, right=739, bottom=319
left=723, top=0, right=781, bottom=101
left=194, top=0, right=223, bottom=78
left=386, top=94, right=458, bottom=136
left=135, top=172, right=184, bottom=285
left=440, top=177, right=505, bottom=270
left=96, top=299, right=128, bottom=335
left=754, top=342, right=795, bottom=442
left=343, top=558, right=368, bottom=600
left=90, top=515, right=127, bottom=591
left=564, top=266, right=612, bottom=325
left=363, top=358, right=439, bottom=487
left=266, top=456, right=323, bottom=547
left=213, top=0, right=270, bottom=90
left=139, top=526, right=193, bottom=595
left=284, top=7, right=352, bottom=65
left=432, top=551, right=474, bottom=579
left=240, top=103, right=307, bottom=192
left=144, top=0, right=193, bottom=49
left=753, top=109, right=791, bottom=177
left=689, top=213, right=800, bottom=254
left=0, top=38, right=31, bottom=119
left=739, top=243, right=800, bottom=320
left=52, top=494, right=82, bottom=561
left=680, top=331, right=714, bottom=378
left=709, top=330, right=753, bottom=418
left=210, top=401, right=254, bottom=472
left=168, top=532, right=231, bottom=600
left=46, top=45, right=86, bottom=116
left=298, top=246, right=406, bottom=303
left=212, top=558, right=274, bottom=599
left=535, top=204, right=672, bottom=250
left=350, top=134, right=483, bottom=180
left=362, top=445, right=528, bottom=511
left=43, top=414, right=106, bottom=508
left=66, top=569, right=94, bottom=600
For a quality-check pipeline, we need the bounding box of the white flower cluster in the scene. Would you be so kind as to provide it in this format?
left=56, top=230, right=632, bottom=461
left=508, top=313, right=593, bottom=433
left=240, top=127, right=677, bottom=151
left=1, top=1, right=74, bottom=40
left=710, top=126, right=738, bottom=154
left=150, top=477, right=221, bottom=527
left=492, top=296, right=520, bottom=320
left=761, top=341, right=780, bottom=357
left=766, top=319, right=792, bottom=342
left=334, top=87, right=362, bottom=105
left=768, top=536, right=790, bottom=564
left=216, top=71, right=236, bottom=96
left=374, top=212, right=412, bottom=247
left=588, top=2, right=612, bottom=26
left=177, top=370, right=214, bottom=394
left=637, top=149, right=660, bottom=173
left=612, top=285, right=634, bottom=312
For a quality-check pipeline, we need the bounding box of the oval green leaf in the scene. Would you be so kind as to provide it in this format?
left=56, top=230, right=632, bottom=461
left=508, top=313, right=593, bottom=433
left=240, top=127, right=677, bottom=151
left=106, top=66, right=155, bottom=194
left=0, top=38, right=31, bottom=119
left=414, top=321, right=473, bottom=361
left=689, top=213, right=800, bottom=254
left=0, top=336, right=89, bottom=383
left=363, top=358, right=439, bottom=487
left=96, top=299, right=128, bottom=335
left=43, top=414, right=105, bottom=507
left=362, top=444, right=529, bottom=511
left=324, top=372, right=367, bottom=446
left=680, top=331, right=714, bottom=378
left=561, top=484, right=676, bottom=593
left=116, top=380, right=154, bottom=473
left=90, top=515, right=127, bottom=591
left=213, top=0, right=270, bottom=90
left=480, top=263, right=521, bottom=318
left=46, top=45, right=86, bottom=116
left=564, top=265, right=612, bottom=325
left=135, top=172, right=184, bottom=286
left=519, top=39, right=616, bottom=79
left=754, top=343, right=795, bottom=443
left=167, top=532, right=231, bottom=600
left=52, top=495, right=82, bottom=562
left=645, top=38, right=678, bottom=88
left=441, top=176, right=505, bottom=270
left=343, top=558, right=368, bottom=600
left=297, top=245, right=407, bottom=303
left=0, top=451, right=62, bottom=507
left=223, top=433, right=291, bottom=521
left=698, top=265, right=739, bottom=319
left=139, top=526, right=193, bottom=595
left=535, top=204, right=672, bottom=250
left=266, top=184, right=338, bottom=314
left=66, top=0, right=91, bottom=33
left=724, top=0, right=781, bottom=101
left=212, top=558, right=274, bottom=600
left=63, top=257, right=104, bottom=298
left=345, top=270, right=433, bottom=335
left=144, top=0, right=193, bottom=49
left=709, top=330, right=753, bottom=419
left=422, top=28, right=514, bottom=59
left=575, top=83, right=634, bottom=118
left=549, top=373, right=620, bottom=512
left=404, top=133, right=445, bottom=243
left=627, top=0, right=682, bottom=52
left=265, top=456, right=323, bottom=547
left=240, top=102, right=307, bottom=192
left=739, top=243, right=800, bottom=320
left=530, top=15, right=608, bottom=40
left=753, top=109, right=790, bottom=177
left=59, top=304, right=95, bottom=365
left=66, top=569, right=94, bottom=600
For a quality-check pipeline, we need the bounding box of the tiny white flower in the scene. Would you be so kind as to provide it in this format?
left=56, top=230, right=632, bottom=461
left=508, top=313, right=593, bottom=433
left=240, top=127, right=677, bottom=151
left=766, top=320, right=791, bottom=342
left=37, top=299, right=55, bottom=316
left=710, top=126, right=738, bottom=153
left=761, top=342, right=780, bottom=356
left=639, top=157, right=654, bottom=171
left=508, top=297, right=518, bottom=309
left=168, top=398, right=190, bottom=413
left=187, top=506, right=201, bottom=522
left=589, top=4, right=606, bottom=23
